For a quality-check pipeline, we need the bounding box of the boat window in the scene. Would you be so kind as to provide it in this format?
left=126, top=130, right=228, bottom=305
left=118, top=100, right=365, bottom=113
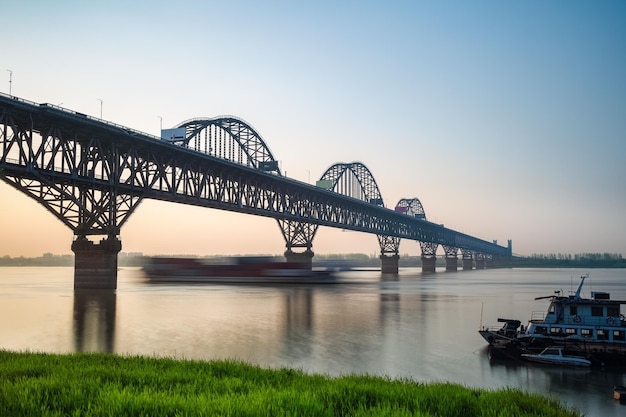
left=565, top=328, right=577, bottom=335
left=545, top=349, right=560, bottom=356
left=550, top=327, right=562, bottom=334
left=613, top=331, right=625, bottom=341
left=535, top=326, right=548, bottom=335
left=591, top=306, right=604, bottom=317
left=597, top=329, right=609, bottom=340
left=581, top=328, right=593, bottom=338
left=569, top=306, right=578, bottom=315
left=548, top=303, right=555, bottom=314
left=608, top=306, right=620, bottom=317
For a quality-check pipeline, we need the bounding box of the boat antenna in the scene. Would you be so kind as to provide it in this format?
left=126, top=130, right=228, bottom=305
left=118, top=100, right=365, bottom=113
left=479, top=302, right=484, bottom=330
left=574, top=273, right=588, bottom=299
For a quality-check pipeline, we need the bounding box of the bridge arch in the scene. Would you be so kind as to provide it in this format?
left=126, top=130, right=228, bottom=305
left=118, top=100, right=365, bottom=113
left=174, top=117, right=281, bottom=174
left=394, top=197, right=440, bottom=271
left=319, top=163, right=400, bottom=262
left=394, top=198, right=426, bottom=219
left=318, top=162, right=384, bottom=205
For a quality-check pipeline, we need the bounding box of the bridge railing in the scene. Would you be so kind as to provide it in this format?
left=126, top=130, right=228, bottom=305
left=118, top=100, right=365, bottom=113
left=0, top=92, right=163, bottom=142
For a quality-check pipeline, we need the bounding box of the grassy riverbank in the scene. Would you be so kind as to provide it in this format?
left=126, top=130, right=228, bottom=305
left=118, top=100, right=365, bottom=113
left=0, top=351, right=581, bottom=417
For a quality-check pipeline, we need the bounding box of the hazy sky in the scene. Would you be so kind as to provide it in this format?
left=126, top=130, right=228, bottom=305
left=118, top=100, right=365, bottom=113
left=1, top=1, right=625, bottom=257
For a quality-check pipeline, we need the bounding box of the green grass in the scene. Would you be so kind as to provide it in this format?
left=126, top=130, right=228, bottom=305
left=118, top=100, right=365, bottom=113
left=0, top=350, right=581, bottom=416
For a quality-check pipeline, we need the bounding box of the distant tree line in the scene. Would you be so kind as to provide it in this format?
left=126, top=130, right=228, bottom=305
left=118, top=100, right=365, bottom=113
left=0, top=251, right=624, bottom=268
left=0, top=253, right=73, bottom=267
left=0, top=252, right=147, bottom=267
left=510, top=252, right=625, bottom=268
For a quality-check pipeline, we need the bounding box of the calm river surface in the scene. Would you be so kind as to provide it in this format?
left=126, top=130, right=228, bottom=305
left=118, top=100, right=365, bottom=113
left=1, top=266, right=625, bottom=416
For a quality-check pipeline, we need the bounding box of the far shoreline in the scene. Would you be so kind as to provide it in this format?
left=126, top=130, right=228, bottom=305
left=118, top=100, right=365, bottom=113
left=0, top=252, right=624, bottom=269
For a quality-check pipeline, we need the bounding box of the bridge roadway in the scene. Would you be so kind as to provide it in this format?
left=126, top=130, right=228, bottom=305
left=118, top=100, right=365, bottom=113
left=0, top=93, right=511, bottom=288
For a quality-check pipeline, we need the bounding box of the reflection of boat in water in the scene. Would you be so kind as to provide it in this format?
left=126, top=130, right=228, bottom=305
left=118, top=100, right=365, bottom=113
left=142, top=256, right=337, bottom=284
left=521, top=347, right=591, bottom=367
left=479, top=274, right=626, bottom=366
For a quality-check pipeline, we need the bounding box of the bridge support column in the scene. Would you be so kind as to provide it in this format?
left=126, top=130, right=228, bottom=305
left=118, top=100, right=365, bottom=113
left=380, top=254, right=399, bottom=273
left=485, top=255, right=494, bottom=269
left=421, top=256, right=436, bottom=272
left=461, top=250, right=473, bottom=270
left=443, top=246, right=458, bottom=271
left=462, top=259, right=473, bottom=270
left=475, top=254, right=485, bottom=270
left=419, top=241, right=438, bottom=272
left=284, top=249, right=314, bottom=269
left=72, top=237, right=121, bottom=289
left=445, top=257, right=458, bottom=271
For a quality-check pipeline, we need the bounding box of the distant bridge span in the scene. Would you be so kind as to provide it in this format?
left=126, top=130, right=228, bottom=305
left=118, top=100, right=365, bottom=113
left=0, top=93, right=511, bottom=288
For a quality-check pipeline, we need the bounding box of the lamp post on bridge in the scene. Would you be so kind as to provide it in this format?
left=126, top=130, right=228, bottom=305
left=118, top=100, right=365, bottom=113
left=6, top=69, right=12, bottom=96
left=97, top=98, right=103, bottom=119
left=158, top=116, right=162, bottom=135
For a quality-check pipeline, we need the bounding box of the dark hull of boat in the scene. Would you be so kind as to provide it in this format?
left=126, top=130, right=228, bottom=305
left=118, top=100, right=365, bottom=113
left=485, top=335, right=626, bottom=367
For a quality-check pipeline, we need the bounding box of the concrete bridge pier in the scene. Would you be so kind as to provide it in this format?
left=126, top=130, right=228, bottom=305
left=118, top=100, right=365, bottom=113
left=475, top=254, right=486, bottom=270
left=421, top=256, right=436, bottom=272
left=462, top=258, right=473, bottom=270
left=419, top=242, right=438, bottom=273
left=71, top=236, right=121, bottom=289
left=443, top=246, right=458, bottom=271
left=284, top=249, right=314, bottom=269
left=461, top=249, right=473, bottom=270
left=380, top=254, right=399, bottom=273
left=445, top=257, right=458, bottom=271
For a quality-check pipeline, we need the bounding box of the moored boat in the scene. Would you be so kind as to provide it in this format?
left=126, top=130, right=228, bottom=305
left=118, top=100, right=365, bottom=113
left=478, top=318, right=521, bottom=346
left=521, top=347, right=591, bottom=367
left=479, top=274, right=626, bottom=366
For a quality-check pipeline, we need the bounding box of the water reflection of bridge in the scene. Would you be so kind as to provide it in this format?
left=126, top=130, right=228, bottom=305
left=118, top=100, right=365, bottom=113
left=1, top=94, right=511, bottom=289
left=73, top=290, right=115, bottom=353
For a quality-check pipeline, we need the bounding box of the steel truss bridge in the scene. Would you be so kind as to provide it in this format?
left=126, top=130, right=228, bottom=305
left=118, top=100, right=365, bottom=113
left=0, top=93, right=511, bottom=288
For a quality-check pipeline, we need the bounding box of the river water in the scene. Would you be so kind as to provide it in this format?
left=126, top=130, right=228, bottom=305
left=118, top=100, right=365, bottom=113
left=1, top=266, right=624, bottom=416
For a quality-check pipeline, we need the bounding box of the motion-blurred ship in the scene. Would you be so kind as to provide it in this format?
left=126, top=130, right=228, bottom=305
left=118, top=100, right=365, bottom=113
left=142, top=256, right=337, bottom=284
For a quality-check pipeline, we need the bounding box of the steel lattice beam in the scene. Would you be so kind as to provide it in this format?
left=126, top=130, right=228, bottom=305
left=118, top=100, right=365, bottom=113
left=0, top=94, right=511, bottom=258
